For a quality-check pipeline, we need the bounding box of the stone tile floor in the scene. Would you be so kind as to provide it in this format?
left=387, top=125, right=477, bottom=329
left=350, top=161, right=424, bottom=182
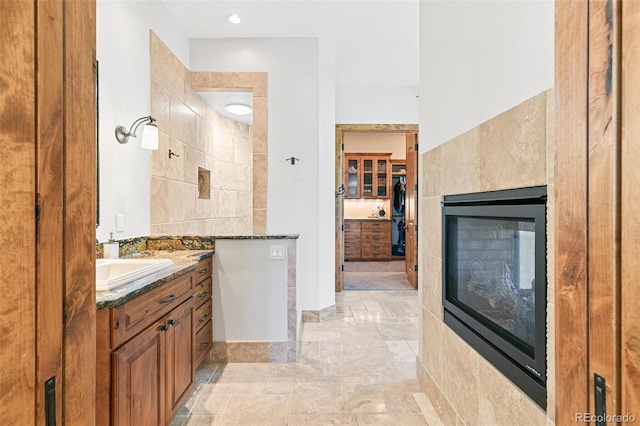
left=170, top=289, right=444, bottom=426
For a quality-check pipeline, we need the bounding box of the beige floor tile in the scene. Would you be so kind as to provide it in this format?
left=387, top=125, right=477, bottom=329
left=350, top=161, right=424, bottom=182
left=288, top=413, right=358, bottom=425
left=385, top=340, right=418, bottom=362
left=319, top=341, right=344, bottom=354
left=301, top=331, right=342, bottom=342
left=291, top=376, right=387, bottom=415
left=264, top=376, right=295, bottom=394
left=176, top=288, right=435, bottom=426
left=355, top=413, right=429, bottom=425
left=185, top=415, right=218, bottom=425
left=190, top=391, right=230, bottom=415
left=320, top=351, right=372, bottom=376
left=218, top=394, right=290, bottom=425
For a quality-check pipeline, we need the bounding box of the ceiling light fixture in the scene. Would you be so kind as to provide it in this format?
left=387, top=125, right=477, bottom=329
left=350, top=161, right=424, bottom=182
left=223, top=103, right=253, bottom=116
left=227, top=13, right=242, bottom=24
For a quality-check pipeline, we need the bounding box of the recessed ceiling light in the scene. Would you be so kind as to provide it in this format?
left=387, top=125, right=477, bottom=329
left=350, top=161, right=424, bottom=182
left=223, top=103, right=252, bottom=115
left=228, top=13, right=241, bottom=24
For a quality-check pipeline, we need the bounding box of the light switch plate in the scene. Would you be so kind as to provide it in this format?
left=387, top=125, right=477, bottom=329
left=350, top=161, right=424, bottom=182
left=115, top=214, right=124, bottom=232
left=270, top=244, right=285, bottom=260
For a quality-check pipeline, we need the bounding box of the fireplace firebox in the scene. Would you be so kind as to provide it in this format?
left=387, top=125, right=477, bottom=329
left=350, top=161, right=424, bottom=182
left=442, top=186, right=546, bottom=408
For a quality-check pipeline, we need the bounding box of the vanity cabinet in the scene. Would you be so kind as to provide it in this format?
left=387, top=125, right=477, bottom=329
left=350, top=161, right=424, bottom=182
left=344, top=153, right=392, bottom=199
left=113, top=296, right=195, bottom=425
left=97, top=256, right=214, bottom=426
left=192, top=257, right=213, bottom=367
left=344, top=220, right=392, bottom=260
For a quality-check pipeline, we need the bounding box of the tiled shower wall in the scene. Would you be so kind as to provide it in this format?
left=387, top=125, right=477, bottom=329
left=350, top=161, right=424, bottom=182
left=418, top=89, right=556, bottom=425
left=149, top=32, right=253, bottom=235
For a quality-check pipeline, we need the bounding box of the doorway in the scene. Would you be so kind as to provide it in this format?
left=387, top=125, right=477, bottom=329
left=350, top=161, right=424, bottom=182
left=334, top=124, right=419, bottom=292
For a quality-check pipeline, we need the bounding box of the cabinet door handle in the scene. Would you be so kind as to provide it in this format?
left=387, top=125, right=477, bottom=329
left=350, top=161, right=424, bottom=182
left=198, top=268, right=209, bottom=275
left=160, top=324, right=169, bottom=331
left=198, top=342, right=209, bottom=352
left=159, top=295, right=175, bottom=305
left=198, top=291, right=209, bottom=299
left=199, top=314, right=209, bottom=323
left=168, top=319, right=177, bottom=326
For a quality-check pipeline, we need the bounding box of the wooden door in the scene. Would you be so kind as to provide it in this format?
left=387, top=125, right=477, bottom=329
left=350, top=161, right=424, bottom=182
left=1, top=2, right=38, bottom=423
left=621, top=0, right=640, bottom=415
left=405, top=133, right=418, bottom=288
left=1, top=0, right=96, bottom=423
left=114, top=321, right=166, bottom=426
left=555, top=0, right=640, bottom=421
left=336, top=128, right=345, bottom=291
left=165, top=299, right=195, bottom=420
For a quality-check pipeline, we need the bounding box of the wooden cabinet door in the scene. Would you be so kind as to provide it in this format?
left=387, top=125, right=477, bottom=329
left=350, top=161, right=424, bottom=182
left=113, top=321, right=166, bottom=426
left=345, top=156, right=361, bottom=198
left=165, top=299, right=195, bottom=421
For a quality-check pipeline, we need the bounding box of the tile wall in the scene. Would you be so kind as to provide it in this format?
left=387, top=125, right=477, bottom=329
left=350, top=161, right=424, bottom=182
left=418, top=89, right=556, bottom=425
left=149, top=32, right=254, bottom=235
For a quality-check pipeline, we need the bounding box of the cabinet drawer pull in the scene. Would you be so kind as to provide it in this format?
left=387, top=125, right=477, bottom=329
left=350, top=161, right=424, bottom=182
left=198, top=291, right=209, bottom=299
left=198, top=342, right=209, bottom=352
left=168, top=319, right=177, bottom=326
left=159, top=295, right=175, bottom=305
left=160, top=324, right=169, bottom=331
left=199, top=314, right=209, bottom=323
left=198, top=268, right=209, bottom=275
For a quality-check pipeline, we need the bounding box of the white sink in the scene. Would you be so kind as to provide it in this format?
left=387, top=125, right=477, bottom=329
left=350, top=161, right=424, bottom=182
left=96, top=258, right=175, bottom=291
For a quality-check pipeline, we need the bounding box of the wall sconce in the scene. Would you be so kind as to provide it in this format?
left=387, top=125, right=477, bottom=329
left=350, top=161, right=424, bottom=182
left=115, top=116, right=158, bottom=150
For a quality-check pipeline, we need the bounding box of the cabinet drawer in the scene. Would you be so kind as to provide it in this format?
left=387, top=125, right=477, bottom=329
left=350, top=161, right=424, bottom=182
left=195, top=298, right=212, bottom=332
left=111, top=273, right=193, bottom=348
left=362, top=221, right=390, bottom=232
left=194, top=277, right=212, bottom=307
left=193, top=257, right=212, bottom=284
left=194, top=320, right=212, bottom=368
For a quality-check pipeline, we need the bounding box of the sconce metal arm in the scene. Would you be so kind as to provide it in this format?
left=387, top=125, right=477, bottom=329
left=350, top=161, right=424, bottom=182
left=115, top=116, right=156, bottom=144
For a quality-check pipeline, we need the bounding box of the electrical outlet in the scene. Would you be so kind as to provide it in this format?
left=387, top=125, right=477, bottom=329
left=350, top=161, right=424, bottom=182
left=115, top=214, right=124, bottom=232
left=270, top=244, right=285, bottom=260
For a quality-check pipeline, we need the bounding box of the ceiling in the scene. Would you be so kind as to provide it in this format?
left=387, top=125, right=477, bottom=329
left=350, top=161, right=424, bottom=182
left=198, top=91, right=253, bottom=125
left=160, top=0, right=419, bottom=86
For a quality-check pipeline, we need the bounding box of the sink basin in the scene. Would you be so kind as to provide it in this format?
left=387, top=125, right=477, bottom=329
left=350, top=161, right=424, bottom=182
left=96, top=258, right=175, bottom=291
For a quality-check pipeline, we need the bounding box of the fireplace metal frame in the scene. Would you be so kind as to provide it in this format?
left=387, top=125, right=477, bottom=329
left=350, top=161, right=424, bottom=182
left=441, top=186, right=547, bottom=408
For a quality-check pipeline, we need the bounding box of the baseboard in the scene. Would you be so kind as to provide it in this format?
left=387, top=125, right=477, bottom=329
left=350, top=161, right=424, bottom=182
left=301, top=305, right=336, bottom=323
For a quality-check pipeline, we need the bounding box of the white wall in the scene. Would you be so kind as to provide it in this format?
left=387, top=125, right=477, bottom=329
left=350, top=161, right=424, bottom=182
left=336, top=84, right=419, bottom=124
left=212, top=239, right=288, bottom=341
left=419, top=0, right=554, bottom=153
left=317, top=39, right=337, bottom=309
left=96, top=0, right=189, bottom=242
left=191, top=38, right=332, bottom=311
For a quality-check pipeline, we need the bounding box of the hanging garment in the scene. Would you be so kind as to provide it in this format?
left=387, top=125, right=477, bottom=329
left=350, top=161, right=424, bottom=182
left=393, top=178, right=405, bottom=213
left=396, top=217, right=405, bottom=253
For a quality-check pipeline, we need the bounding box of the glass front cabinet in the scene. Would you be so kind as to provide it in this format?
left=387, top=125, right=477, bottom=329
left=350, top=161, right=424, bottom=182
left=344, top=153, right=391, bottom=199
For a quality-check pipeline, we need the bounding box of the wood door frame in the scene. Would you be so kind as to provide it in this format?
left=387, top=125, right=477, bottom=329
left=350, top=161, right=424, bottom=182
left=335, top=124, right=418, bottom=292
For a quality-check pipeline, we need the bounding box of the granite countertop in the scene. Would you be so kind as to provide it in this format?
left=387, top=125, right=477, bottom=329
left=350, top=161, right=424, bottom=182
left=345, top=218, right=392, bottom=221
left=212, top=234, right=300, bottom=240
left=96, top=250, right=214, bottom=310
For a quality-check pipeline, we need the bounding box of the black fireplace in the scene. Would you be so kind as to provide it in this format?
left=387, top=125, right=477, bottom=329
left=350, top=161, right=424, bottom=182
left=442, top=186, right=546, bottom=408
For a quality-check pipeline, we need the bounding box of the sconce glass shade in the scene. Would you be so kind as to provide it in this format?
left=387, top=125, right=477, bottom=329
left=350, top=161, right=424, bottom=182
left=115, top=115, right=158, bottom=149
left=140, top=123, right=158, bottom=150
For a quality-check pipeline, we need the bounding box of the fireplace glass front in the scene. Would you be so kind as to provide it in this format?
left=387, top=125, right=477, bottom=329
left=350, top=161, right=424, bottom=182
left=442, top=187, right=546, bottom=408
